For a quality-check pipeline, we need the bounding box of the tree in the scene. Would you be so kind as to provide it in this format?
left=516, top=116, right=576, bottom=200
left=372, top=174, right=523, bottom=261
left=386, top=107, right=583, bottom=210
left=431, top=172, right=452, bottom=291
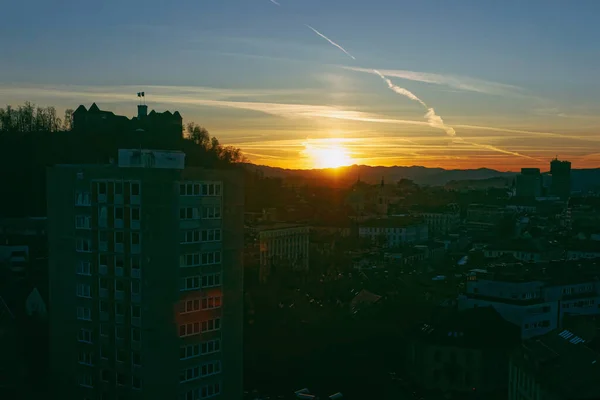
left=63, top=109, right=74, bottom=131
left=186, top=122, right=210, bottom=147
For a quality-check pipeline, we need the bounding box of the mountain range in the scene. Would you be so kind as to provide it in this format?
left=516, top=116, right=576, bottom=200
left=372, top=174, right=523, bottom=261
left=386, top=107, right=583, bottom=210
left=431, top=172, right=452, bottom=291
left=246, top=164, right=600, bottom=192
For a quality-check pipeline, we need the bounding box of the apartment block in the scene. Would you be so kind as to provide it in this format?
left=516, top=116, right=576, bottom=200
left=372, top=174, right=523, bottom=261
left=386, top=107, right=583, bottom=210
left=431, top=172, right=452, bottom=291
left=47, top=149, right=243, bottom=400
left=257, top=223, right=309, bottom=284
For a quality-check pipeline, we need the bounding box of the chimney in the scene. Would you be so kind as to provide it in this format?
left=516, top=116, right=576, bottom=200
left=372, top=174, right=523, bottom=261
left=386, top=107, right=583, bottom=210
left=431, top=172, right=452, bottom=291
left=137, top=105, right=148, bottom=119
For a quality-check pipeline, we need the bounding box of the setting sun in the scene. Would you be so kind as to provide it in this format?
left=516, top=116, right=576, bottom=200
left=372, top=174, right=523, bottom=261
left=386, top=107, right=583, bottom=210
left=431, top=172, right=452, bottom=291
left=303, top=141, right=354, bottom=169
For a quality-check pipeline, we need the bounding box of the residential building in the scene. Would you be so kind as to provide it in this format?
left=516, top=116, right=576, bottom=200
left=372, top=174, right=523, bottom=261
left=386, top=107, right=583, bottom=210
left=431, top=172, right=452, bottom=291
left=550, top=158, right=571, bottom=200
left=257, top=223, right=309, bottom=283
left=466, top=204, right=515, bottom=234
left=458, top=262, right=600, bottom=339
left=407, top=307, right=520, bottom=397
left=516, top=168, right=543, bottom=198
left=47, top=149, right=244, bottom=400
left=414, top=204, right=460, bottom=237
left=509, top=329, right=600, bottom=400
left=483, top=239, right=563, bottom=263
left=358, top=217, right=428, bottom=247
left=567, top=240, right=600, bottom=260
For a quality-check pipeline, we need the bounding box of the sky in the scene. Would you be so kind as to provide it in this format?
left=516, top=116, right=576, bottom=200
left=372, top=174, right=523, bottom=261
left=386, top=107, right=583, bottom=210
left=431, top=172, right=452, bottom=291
left=1, top=0, right=600, bottom=171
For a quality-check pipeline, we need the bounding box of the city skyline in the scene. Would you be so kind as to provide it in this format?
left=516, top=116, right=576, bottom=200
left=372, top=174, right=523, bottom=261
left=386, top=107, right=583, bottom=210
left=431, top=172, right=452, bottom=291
left=2, top=0, right=600, bottom=170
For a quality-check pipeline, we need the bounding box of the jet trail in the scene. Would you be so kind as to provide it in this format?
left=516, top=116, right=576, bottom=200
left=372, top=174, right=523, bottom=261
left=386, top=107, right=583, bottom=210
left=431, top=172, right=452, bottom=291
left=305, top=25, right=356, bottom=60
left=302, top=23, right=536, bottom=159
left=269, top=0, right=280, bottom=5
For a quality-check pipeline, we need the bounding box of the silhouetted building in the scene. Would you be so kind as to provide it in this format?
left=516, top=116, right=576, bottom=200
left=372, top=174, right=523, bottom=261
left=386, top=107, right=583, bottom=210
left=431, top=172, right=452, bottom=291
left=359, top=217, right=428, bottom=247
left=516, top=168, right=543, bottom=198
left=509, top=328, right=600, bottom=400
left=47, top=149, right=243, bottom=399
left=407, top=307, right=520, bottom=397
left=73, top=103, right=183, bottom=149
left=550, top=158, right=571, bottom=200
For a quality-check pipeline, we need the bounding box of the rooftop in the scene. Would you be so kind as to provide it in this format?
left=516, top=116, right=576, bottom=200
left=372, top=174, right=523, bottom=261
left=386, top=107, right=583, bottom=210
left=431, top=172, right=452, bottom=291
left=518, top=329, right=600, bottom=399
left=256, top=223, right=308, bottom=232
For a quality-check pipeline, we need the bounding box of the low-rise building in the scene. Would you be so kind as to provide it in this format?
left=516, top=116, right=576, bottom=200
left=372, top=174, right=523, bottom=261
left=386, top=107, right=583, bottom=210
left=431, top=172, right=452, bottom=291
left=258, top=223, right=310, bottom=283
left=407, top=307, right=520, bottom=397
left=509, top=328, right=600, bottom=400
left=359, top=217, right=428, bottom=247
left=414, top=204, right=460, bottom=237
left=483, top=239, right=563, bottom=263
left=458, top=261, right=600, bottom=339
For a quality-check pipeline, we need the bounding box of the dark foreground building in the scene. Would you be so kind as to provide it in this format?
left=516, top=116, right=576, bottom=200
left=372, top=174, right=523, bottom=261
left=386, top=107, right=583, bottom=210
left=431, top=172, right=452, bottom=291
left=47, top=149, right=243, bottom=400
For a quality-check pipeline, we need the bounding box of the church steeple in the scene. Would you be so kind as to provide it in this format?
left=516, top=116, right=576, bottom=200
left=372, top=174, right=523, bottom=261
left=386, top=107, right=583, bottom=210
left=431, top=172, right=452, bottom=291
left=380, top=176, right=385, bottom=187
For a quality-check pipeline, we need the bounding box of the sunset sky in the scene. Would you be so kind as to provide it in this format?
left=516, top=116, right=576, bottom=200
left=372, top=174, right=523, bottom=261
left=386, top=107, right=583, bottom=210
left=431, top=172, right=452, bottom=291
left=1, top=0, right=600, bottom=170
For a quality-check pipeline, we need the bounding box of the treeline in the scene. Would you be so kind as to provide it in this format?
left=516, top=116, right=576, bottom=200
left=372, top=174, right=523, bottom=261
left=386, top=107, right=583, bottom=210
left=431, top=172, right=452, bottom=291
left=0, top=102, right=73, bottom=133
left=0, top=102, right=245, bottom=217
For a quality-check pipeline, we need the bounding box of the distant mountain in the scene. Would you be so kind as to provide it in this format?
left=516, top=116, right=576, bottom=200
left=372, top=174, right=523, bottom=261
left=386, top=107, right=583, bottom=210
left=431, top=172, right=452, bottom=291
left=245, top=163, right=600, bottom=192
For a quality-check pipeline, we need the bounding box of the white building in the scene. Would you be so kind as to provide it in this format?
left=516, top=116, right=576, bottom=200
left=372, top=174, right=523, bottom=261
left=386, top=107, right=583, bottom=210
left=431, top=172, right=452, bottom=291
left=458, top=267, right=600, bottom=339
left=359, top=217, right=428, bottom=247
left=258, top=223, right=309, bottom=283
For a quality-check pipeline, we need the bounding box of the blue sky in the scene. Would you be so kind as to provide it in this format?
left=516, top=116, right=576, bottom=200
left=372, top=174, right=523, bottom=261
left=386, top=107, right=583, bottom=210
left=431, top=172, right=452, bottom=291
left=2, top=0, right=600, bottom=169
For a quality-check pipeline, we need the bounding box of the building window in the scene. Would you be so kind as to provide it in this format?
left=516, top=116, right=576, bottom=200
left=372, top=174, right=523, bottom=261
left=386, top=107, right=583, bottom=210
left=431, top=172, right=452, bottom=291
left=132, top=376, right=142, bottom=390
left=98, top=182, right=107, bottom=195
left=75, top=191, right=91, bottom=206
left=183, top=299, right=201, bottom=313
left=99, top=278, right=108, bottom=290
left=180, top=207, right=200, bottom=220
left=76, top=283, right=91, bottom=298
left=76, top=215, right=91, bottom=229
left=179, top=341, right=221, bottom=360
left=130, top=182, right=140, bottom=196
left=201, top=229, right=221, bottom=242
left=181, top=230, right=201, bottom=244
left=76, top=239, right=92, bottom=253
left=131, top=280, right=141, bottom=295
left=79, top=372, right=93, bottom=388
left=100, top=324, right=109, bottom=338
left=100, top=345, right=109, bottom=360
left=116, top=372, right=126, bottom=386
left=115, top=280, right=125, bottom=294
left=132, top=351, right=141, bottom=366
left=115, top=302, right=125, bottom=317
left=132, top=328, right=141, bottom=342
left=100, top=301, right=109, bottom=313
left=115, top=206, right=124, bottom=221
left=114, top=181, right=123, bottom=195
left=201, top=361, right=221, bottom=377
left=201, top=273, right=221, bottom=288
left=182, top=253, right=201, bottom=267
left=131, top=257, right=141, bottom=273
left=116, top=326, right=125, bottom=340
left=202, top=296, right=222, bottom=310
left=115, top=231, right=124, bottom=244
left=77, top=307, right=92, bottom=321
left=132, top=305, right=141, bottom=318
left=78, top=351, right=94, bottom=366
left=180, top=366, right=200, bottom=383
left=77, top=261, right=91, bottom=276
left=201, top=251, right=221, bottom=265
left=131, top=232, right=140, bottom=245
left=202, top=206, right=221, bottom=220
left=116, top=349, right=126, bottom=364
left=179, top=322, right=201, bottom=337
left=202, top=339, right=221, bottom=355
left=131, top=207, right=140, bottom=222
left=202, top=382, right=221, bottom=399
left=201, top=318, right=221, bottom=333
left=181, top=276, right=201, bottom=291
left=101, top=369, right=110, bottom=382
left=78, top=328, right=93, bottom=343
left=115, top=255, right=124, bottom=270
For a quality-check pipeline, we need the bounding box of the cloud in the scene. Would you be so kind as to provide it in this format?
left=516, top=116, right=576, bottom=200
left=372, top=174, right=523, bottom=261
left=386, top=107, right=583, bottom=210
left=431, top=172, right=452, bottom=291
left=269, top=0, right=280, bottom=5
left=305, top=25, right=356, bottom=60
left=343, top=66, right=522, bottom=96
left=425, top=108, right=455, bottom=137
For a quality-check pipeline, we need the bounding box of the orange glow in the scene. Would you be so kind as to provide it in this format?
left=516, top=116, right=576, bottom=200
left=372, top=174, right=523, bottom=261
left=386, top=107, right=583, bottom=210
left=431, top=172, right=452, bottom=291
left=302, top=140, right=354, bottom=169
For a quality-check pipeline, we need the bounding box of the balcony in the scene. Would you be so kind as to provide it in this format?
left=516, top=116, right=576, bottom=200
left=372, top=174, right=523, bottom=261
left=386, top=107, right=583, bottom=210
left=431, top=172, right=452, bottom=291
left=115, top=267, right=124, bottom=277
left=131, top=220, right=140, bottom=230
left=99, top=288, right=108, bottom=298
left=131, top=293, right=141, bottom=303
left=131, top=269, right=141, bottom=279
left=99, top=265, right=108, bottom=275
left=131, top=317, right=141, bottom=327
left=99, top=241, right=108, bottom=252
left=115, top=291, right=124, bottom=301
left=131, top=244, right=141, bottom=254
left=114, top=194, right=123, bottom=204
left=115, top=314, right=124, bottom=324
left=98, top=218, right=108, bottom=229
left=98, top=193, right=107, bottom=203
left=115, top=243, right=124, bottom=253
left=130, top=195, right=140, bottom=205
left=114, top=219, right=124, bottom=229
left=131, top=341, right=141, bottom=351
left=100, top=311, right=109, bottom=322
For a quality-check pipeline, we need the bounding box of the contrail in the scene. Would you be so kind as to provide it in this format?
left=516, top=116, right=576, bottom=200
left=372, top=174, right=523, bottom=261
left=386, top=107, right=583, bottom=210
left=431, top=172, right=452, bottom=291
left=303, top=23, right=536, bottom=159
left=269, top=0, right=280, bottom=5
left=373, top=69, right=426, bottom=107
left=305, top=25, right=356, bottom=60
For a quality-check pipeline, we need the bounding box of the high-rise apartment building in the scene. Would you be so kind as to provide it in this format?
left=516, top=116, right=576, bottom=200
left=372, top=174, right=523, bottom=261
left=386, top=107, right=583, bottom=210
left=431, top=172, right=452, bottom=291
left=550, top=158, right=571, bottom=200
left=47, top=149, right=243, bottom=400
left=516, top=168, right=543, bottom=198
